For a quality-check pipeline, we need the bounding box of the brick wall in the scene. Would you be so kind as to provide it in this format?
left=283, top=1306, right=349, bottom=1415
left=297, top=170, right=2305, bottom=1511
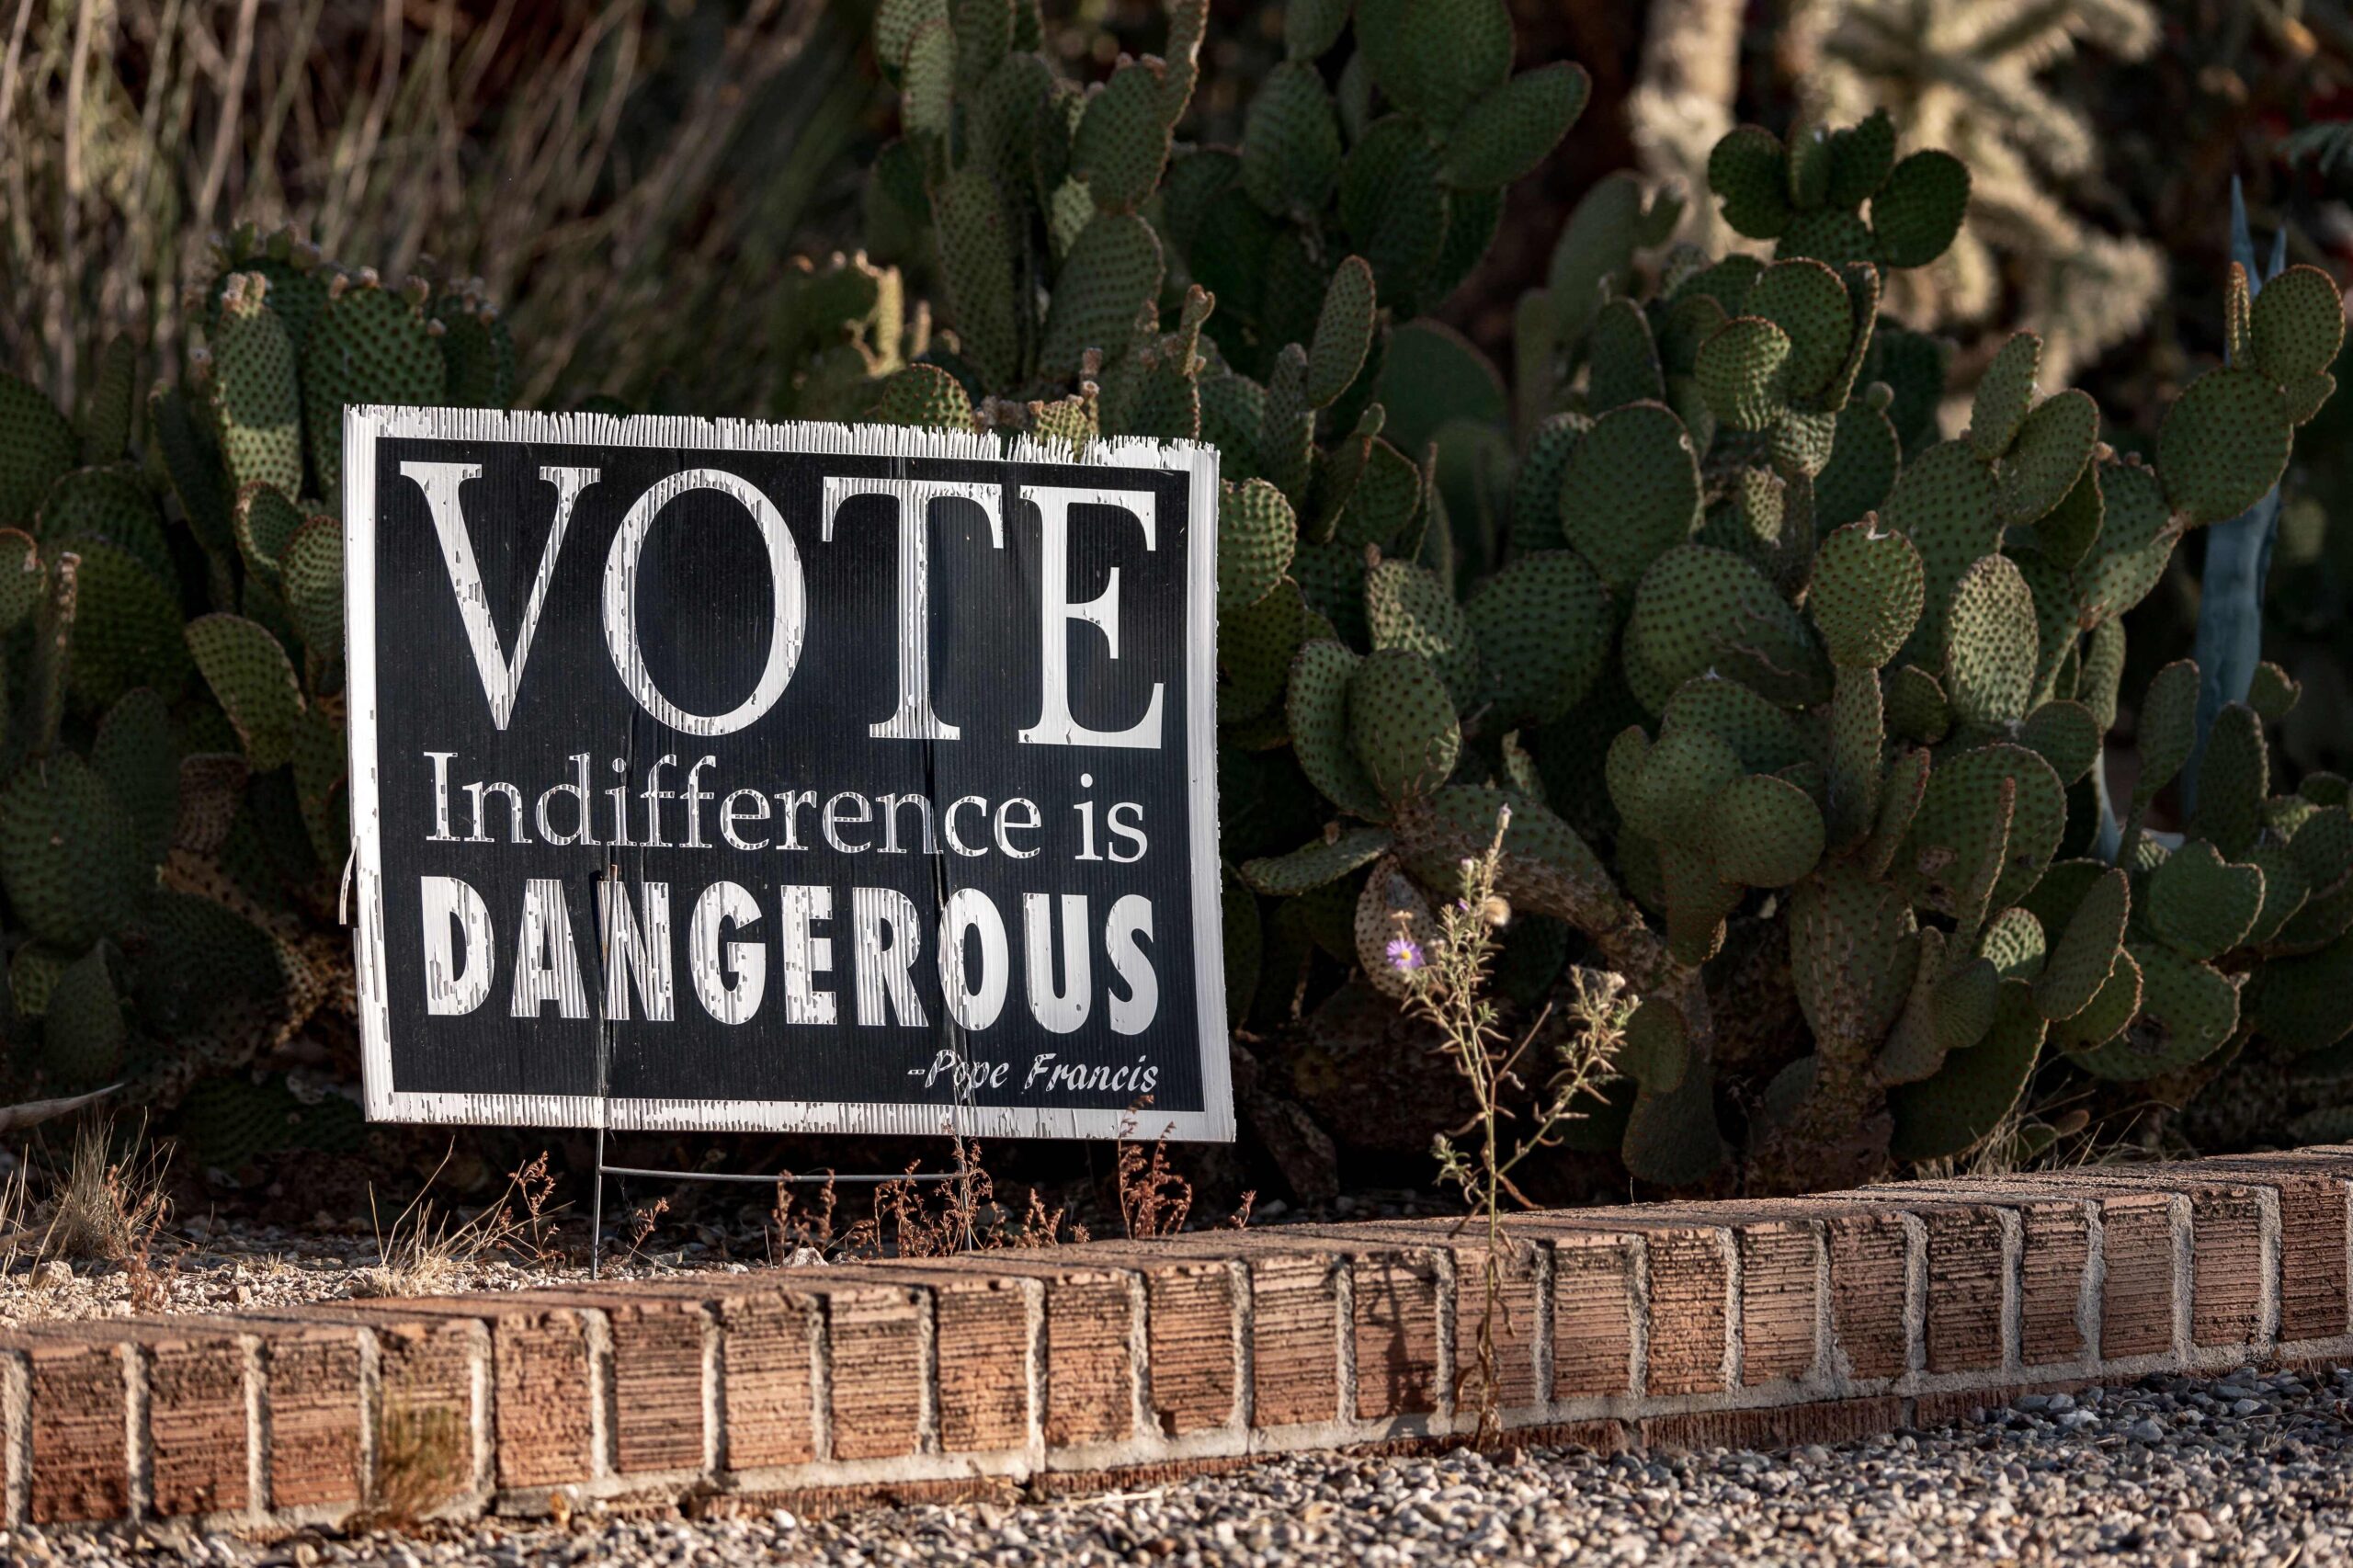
left=6, top=1151, right=2351, bottom=1529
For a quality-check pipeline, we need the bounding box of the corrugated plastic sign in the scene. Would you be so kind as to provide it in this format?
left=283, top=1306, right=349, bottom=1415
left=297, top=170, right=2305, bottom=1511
left=346, top=407, right=1231, bottom=1141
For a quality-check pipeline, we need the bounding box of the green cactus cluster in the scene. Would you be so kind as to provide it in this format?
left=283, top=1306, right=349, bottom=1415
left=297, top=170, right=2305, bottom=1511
left=0, top=0, right=2340, bottom=1193
left=0, top=222, right=520, bottom=1138
left=845, top=0, right=2350, bottom=1189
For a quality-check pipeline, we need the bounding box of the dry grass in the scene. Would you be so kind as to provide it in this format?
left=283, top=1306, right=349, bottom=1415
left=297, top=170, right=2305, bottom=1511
left=770, top=1122, right=1247, bottom=1263
left=30, top=1117, right=178, bottom=1311
left=1113, top=1113, right=1193, bottom=1240
left=1, top=0, right=873, bottom=412
left=839, top=1139, right=1094, bottom=1259
left=774, top=1138, right=1093, bottom=1262
left=1915, top=1096, right=2150, bottom=1181
left=349, top=1146, right=555, bottom=1299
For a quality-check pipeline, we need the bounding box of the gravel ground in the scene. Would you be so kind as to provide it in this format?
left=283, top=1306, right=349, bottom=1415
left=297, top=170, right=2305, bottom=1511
left=12, top=1364, right=2353, bottom=1565
left=0, top=1214, right=739, bottom=1327
left=0, top=1185, right=1411, bottom=1327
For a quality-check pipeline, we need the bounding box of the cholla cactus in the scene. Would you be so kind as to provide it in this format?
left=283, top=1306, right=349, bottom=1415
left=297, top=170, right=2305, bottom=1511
left=0, top=223, right=520, bottom=1116
left=1631, top=0, right=2167, bottom=400
left=1794, top=0, right=2166, bottom=394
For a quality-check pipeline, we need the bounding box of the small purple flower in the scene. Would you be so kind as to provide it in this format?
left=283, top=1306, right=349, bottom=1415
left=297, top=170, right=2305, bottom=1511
left=1385, top=936, right=1425, bottom=973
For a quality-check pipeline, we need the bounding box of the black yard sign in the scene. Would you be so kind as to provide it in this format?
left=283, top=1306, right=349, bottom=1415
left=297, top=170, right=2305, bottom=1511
left=347, top=407, right=1232, bottom=1141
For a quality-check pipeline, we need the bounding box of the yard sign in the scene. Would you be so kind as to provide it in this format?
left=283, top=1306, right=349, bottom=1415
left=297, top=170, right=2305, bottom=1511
left=346, top=407, right=1232, bottom=1141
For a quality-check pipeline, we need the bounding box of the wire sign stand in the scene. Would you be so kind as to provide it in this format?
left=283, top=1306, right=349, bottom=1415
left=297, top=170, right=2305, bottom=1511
left=585, top=867, right=982, bottom=1280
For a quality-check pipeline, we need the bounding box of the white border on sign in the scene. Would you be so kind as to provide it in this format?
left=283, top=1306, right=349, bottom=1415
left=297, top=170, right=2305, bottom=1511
left=345, top=404, right=1232, bottom=1142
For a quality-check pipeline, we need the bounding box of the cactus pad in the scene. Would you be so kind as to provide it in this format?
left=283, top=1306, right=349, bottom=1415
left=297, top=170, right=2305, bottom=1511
left=1337, top=117, right=1449, bottom=312
left=1813, top=403, right=1901, bottom=531
left=1445, top=62, right=1588, bottom=190
left=2132, top=659, right=2202, bottom=805
left=186, top=614, right=304, bottom=772
left=1631, top=727, right=1742, bottom=846
left=1040, top=213, right=1165, bottom=377
left=1288, top=639, right=1386, bottom=819
left=1808, top=520, right=1922, bottom=669
left=931, top=169, right=1021, bottom=389
left=1366, top=560, right=1482, bottom=706
left=1464, top=551, right=1613, bottom=725
left=1970, top=333, right=2040, bottom=461
left=1997, top=390, right=2097, bottom=528
left=280, top=516, right=345, bottom=663
left=66, top=539, right=193, bottom=710
left=1898, top=743, right=2064, bottom=915
left=93, top=688, right=179, bottom=868
left=1881, top=439, right=2002, bottom=665
left=2189, top=702, right=2268, bottom=859
left=2253, top=936, right=2353, bottom=1055
left=1240, top=61, right=1343, bottom=222
left=42, top=945, right=125, bottom=1089
left=2053, top=949, right=2142, bottom=1052
left=2247, top=661, right=2301, bottom=723
left=1888, top=978, right=2043, bottom=1163
left=2157, top=368, right=2291, bottom=528
left=1348, top=647, right=1461, bottom=805
left=1695, top=316, right=1793, bottom=431
left=1941, top=552, right=2037, bottom=727
left=1981, top=907, right=2046, bottom=981
left=1357, top=0, right=1513, bottom=130
left=1587, top=301, right=1665, bottom=413
left=210, top=276, right=304, bottom=498
left=2245, top=842, right=2313, bottom=947
left=2248, top=265, right=2347, bottom=392
left=1218, top=480, right=1298, bottom=614
left=0, top=528, right=38, bottom=633
left=1630, top=544, right=1828, bottom=710
left=1709, top=773, right=1824, bottom=886
left=1306, top=256, right=1377, bottom=409
left=869, top=365, right=977, bottom=431
left=301, top=275, right=447, bottom=502
left=0, top=753, right=144, bottom=949
left=233, top=483, right=304, bottom=589
left=2018, top=699, right=2099, bottom=785
left=40, top=465, right=172, bottom=580
left=2069, top=943, right=2239, bottom=1079
left=1660, top=673, right=1808, bottom=771
left=0, top=372, right=74, bottom=530
left=1709, top=126, right=1791, bottom=240
left=1868, top=150, right=1969, bottom=268
left=1222, top=579, right=1310, bottom=725
left=1073, top=60, right=1172, bottom=212
left=1619, top=996, right=1689, bottom=1092
left=1744, top=260, right=1852, bottom=400
left=2147, top=840, right=2264, bottom=961
left=2034, top=865, right=2129, bottom=1019
left=1556, top=401, right=1701, bottom=591
left=1240, top=826, right=1392, bottom=896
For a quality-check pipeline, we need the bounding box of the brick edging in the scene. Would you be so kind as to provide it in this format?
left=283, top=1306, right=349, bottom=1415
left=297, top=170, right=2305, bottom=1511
left=9, top=1150, right=2353, bottom=1530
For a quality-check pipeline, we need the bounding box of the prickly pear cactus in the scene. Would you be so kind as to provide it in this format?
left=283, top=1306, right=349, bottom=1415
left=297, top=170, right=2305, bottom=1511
left=5, top=0, right=2342, bottom=1195
left=0, top=223, right=529, bottom=1133
left=835, top=0, right=2351, bottom=1191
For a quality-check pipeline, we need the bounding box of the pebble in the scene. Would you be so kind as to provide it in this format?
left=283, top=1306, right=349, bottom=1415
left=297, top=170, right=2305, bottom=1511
left=19, top=1366, right=2353, bottom=1565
